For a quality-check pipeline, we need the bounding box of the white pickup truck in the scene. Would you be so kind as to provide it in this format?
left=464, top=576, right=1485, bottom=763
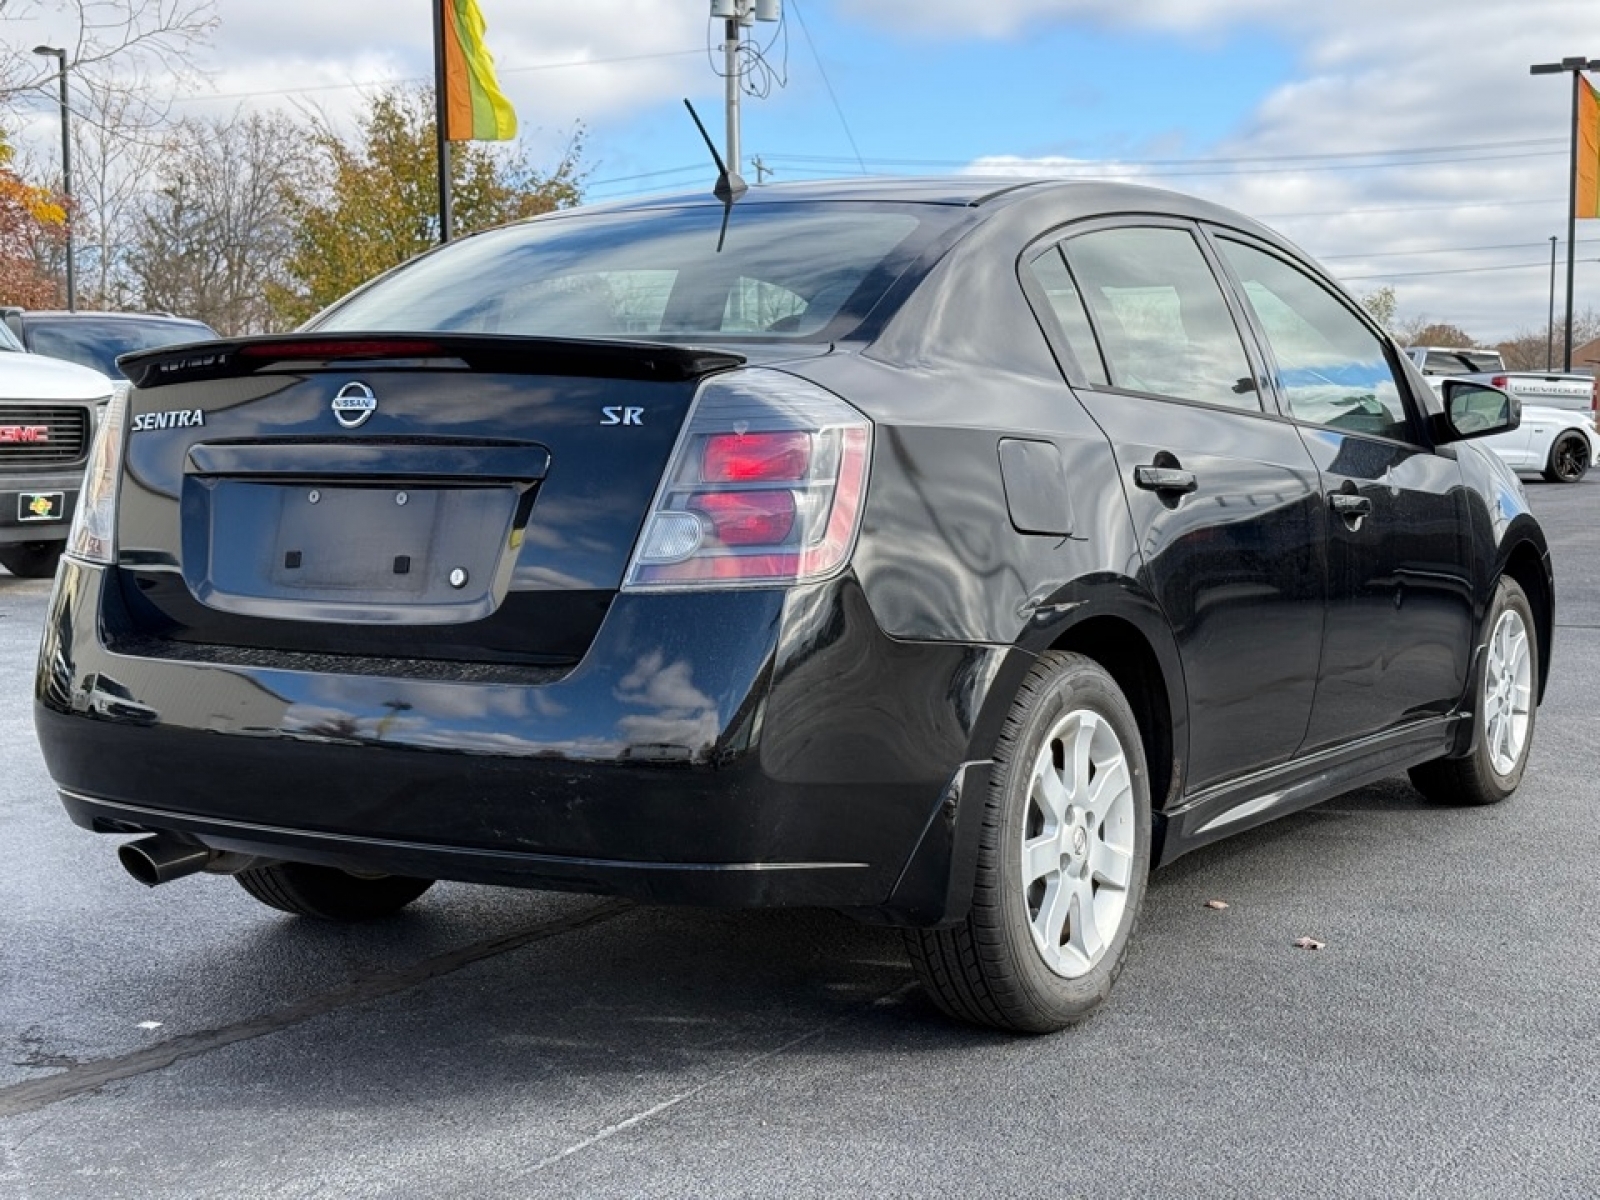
left=1405, top=346, right=1599, bottom=483
left=1405, top=346, right=1596, bottom=411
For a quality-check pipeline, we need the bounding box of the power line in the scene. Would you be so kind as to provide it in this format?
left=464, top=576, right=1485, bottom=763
left=761, top=147, right=1562, bottom=181
left=1340, top=260, right=1578, bottom=282
left=1320, top=237, right=1600, bottom=262
left=1260, top=197, right=1558, bottom=219
left=786, top=0, right=866, bottom=175
left=171, top=49, right=704, bottom=104
left=763, top=135, right=1567, bottom=171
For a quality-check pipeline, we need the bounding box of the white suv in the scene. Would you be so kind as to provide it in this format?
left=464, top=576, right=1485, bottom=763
left=0, top=324, right=113, bottom=577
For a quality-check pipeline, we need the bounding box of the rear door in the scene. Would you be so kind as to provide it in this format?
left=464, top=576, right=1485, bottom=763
left=1209, top=234, right=1476, bottom=749
left=1026, top=222, right=1326, bottom=791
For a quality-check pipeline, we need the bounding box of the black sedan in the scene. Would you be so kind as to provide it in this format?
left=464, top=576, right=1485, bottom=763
left=35, top=179, right=1550, bottom=1033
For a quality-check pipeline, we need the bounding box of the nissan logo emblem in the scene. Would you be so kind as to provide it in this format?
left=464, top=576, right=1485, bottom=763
left=332, top=381, right=378, bottom=429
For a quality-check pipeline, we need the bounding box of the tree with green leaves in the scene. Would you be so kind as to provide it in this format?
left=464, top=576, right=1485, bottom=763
left=270, top=87, right=584, bottom=327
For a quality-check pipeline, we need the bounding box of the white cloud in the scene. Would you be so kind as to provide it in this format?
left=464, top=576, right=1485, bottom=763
left=882, top=0, right=1600, bottom=339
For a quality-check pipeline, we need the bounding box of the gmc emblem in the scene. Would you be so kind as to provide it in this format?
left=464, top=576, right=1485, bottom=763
left=0, top=425, right=48, bottom=444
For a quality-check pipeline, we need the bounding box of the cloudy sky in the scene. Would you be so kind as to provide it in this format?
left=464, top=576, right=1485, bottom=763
left=11, top=0, right=1600, bottom=341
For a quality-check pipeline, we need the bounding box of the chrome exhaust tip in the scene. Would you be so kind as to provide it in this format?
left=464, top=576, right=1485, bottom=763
left=117, top=835, right=215, bottom=887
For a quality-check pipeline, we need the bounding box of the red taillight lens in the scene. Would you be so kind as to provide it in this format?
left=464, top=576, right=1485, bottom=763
left=690, top=490, right=796, bottom=545
left=1490, top=375, right=1508, bottom=389
left=702, top=431, right=810, bottom=482
left=625, top=369, right=871, bottom=589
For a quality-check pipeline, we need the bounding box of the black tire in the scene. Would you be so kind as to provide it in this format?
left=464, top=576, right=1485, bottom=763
left=0, top=541, right=63, bottom=579
left=235, top=862, right=434, bottom=920
left=1541, top=432, right=1590, bottom=483
left=1408, top=577, right=1537, bottom=807
left=904, top=652, right=1151, bottom=1034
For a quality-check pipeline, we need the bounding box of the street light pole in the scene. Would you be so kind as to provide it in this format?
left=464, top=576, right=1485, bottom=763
left=1548, top=235, right=1558, bottom=371
left=33, top=45, right=74, bottom=312
left=1530, top=55, right=1600, bottom=371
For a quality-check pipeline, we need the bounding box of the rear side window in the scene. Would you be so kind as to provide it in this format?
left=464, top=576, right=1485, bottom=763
left=315, top=205, right=931, bottom=342
left=1060, top=227, right=1260, bottom=411
left=1026, top=246, right=1107, bottom=385
left=1217, top=239, right=1410, bottom=441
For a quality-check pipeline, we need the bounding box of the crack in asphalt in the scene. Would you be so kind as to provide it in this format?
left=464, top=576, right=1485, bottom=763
left=0, top=899, right=632, bottom=1120
left=512, top=981, right=920, bottom=1182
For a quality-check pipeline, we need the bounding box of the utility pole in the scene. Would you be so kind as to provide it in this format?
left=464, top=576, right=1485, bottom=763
left=33, top=46, right=74, bottom=311
left=708, top=1, right=782, bottom=178
left=1530, top=55, right=1600, bottom=371
left=1548, top=236, right=1558, bottom=371
left=751, top=155, right=773, bottom=184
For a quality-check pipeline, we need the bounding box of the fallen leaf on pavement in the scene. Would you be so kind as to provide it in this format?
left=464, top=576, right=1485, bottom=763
left=1292, top=936, right=1325, bottom=951
left=1204, top=899, right=1229, bottom=910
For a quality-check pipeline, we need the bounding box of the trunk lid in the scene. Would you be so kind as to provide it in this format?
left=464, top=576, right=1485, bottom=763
left=109, top=334, right=744, bottom=668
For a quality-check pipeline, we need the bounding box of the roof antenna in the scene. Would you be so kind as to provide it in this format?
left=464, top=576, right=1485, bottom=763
left=683, top=98, right=746, bottom=252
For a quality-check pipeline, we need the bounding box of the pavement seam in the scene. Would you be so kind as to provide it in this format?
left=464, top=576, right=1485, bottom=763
left=513, top=981, right=920, bottom=1182
left=0, top=899, right=632, bottom=1120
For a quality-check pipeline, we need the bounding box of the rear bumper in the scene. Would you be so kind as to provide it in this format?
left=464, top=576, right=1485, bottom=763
left=36, top=559, right=1014, bottom=923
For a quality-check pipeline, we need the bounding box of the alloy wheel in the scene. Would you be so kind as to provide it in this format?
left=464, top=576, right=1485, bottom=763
left=1483, top=606, right=1533, bottom=776
left=1553, top=435, right=1588, bottom=482
left=1019, top=708, right=1137, bottom=978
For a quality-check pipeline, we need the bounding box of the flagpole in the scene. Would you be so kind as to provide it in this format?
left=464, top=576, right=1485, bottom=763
left=1565, top=69, right=1579, bottom=370
left=433, top=0, right=453, bottom=243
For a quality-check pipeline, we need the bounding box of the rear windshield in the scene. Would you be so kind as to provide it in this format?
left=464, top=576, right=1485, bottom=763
left=1423, top=350, right=1501, bottom=375
left=312, top=203, right=941, bottom=342
left=27, top=317, right=217, bottom=378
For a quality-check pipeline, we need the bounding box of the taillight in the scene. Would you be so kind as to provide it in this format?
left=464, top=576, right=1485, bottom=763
left=624, top=369, right=871, bottom=589
left=66, top=383, right=129, bottom=566
left=1490, top=375, right=1508, bottom=389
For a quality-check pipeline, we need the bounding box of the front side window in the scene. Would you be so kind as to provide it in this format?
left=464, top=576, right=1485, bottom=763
left=1060, top=226, right=1259, bottom=411
left=1218, top=239, right=1410, bottom=441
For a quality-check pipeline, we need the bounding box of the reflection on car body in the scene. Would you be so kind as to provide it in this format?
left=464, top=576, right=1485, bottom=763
left=35, top=179, right=1552, bottom=1032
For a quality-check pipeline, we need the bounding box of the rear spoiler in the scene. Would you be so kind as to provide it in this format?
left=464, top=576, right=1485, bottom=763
left=118, top=333, right=746, bottom=390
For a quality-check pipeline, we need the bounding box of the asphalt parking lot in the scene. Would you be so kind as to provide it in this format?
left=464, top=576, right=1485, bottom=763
left=3, top=479, right=1599, bottom=1200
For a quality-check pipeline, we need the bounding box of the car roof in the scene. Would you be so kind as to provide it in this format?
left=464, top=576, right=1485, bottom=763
left=14, top=310, right=211, bottom=326
left=550, top=176, right=1298, bottom=258
left=570, top=175, right=1264, bottom=220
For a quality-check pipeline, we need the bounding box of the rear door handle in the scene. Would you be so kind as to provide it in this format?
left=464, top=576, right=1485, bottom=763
left=1329, top=493, right=1372, bottom=516
left=1134, top=466, right=1198, bottom=494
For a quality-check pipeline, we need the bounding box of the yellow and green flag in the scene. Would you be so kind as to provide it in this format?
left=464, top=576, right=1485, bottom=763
left=442, top=0, right=517, bottom=142
left=1580, top=76, right=1599, bottom=219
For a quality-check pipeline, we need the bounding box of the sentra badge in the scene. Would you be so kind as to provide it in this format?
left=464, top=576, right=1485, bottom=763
left=132, top=409, right=204, bottom=432
left=332, top=381, right=378, bottom=429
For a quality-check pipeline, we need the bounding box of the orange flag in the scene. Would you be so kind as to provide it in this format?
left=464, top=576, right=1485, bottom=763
left=1580, top=76, right=1599, bottom=219
left=442, top=0, right=517, bottom=142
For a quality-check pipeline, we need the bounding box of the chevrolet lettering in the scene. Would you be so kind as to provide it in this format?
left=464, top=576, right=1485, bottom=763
left=130, top=408, right=204, bottom=432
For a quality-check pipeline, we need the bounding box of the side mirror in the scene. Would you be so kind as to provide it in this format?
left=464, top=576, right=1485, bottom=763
left=1435, top=379, right=1520, bottom=443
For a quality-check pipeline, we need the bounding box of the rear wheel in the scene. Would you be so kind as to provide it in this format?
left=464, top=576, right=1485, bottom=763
left=904, top=652, right=1151, bottom=1033
left=235, top=863, right=434, bottom=921
left=1541, top=432, right=1590, bottom=483
left=0, top=541, right=63, bottom=579
left=1408, top=577, right=1536, bottom=806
